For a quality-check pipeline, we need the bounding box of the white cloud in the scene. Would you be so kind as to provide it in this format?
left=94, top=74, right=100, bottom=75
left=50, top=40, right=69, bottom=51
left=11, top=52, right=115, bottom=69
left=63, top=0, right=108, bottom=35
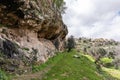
left=63, top=0, right=120, bottom=41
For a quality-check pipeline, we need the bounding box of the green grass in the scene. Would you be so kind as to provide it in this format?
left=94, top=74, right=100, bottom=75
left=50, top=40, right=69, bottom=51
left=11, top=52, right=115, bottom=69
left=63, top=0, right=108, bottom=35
left=82, top=54, right=95, bottom=62
left=32, top=50, right=120, bottom=80
left=100, top=57, right=113, bottom=64
left=42, top=50, right=104, bottom=80
left=102, top=67, right=120, bottom=80
left=32, top=52, right=65, bottom=72
left=100, top=57, right=114, bottom=68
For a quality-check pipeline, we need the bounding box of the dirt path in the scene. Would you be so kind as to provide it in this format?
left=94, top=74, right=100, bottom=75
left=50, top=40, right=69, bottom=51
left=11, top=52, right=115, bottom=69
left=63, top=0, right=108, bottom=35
left=13, top=66, right=51, bottom=80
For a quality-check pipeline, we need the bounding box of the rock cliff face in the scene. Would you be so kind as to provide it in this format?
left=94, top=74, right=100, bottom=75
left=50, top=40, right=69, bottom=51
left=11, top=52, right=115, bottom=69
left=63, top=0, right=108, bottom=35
left=0, top=0, right=68, bottom=72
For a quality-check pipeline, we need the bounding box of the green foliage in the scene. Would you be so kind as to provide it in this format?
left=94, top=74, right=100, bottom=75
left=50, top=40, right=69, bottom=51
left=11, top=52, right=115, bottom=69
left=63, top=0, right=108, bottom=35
left=100, top=57, right=114, bottom=68
left=0, top=52, right=4, bottom=57
left=83, top=54, right=95, bottom=62
left=22, top=47, right=29, bottom=51
left=0, top=70, right=8, bottom=80
left=100, top=57, right=113, bottom=64
left=31, top=78, right=39, bottom=80
left=102, top=67, right=120, bottom=80
left=53, top=0, right=64, bottom=8
left=53, top=0, right=66, bottom=13
left=67, top=36, right=75, bottom=52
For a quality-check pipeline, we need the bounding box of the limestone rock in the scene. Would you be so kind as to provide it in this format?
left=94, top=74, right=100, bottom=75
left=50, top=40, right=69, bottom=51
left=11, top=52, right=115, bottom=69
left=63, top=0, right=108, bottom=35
left=0, top=0, right=68, bottom=72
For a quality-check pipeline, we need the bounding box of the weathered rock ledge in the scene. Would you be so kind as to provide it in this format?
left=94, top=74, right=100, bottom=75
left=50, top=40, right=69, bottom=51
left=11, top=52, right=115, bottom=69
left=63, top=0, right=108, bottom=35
left=0, top=0, right=68, bottom=72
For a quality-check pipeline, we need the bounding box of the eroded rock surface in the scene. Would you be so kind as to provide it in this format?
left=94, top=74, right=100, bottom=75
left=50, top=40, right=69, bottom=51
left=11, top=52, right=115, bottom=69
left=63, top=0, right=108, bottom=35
left=0, top=0, right=68, bottom=72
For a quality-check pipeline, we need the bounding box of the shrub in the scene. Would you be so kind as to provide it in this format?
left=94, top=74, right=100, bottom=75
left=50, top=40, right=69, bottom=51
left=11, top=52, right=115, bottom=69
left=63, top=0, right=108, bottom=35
left=53, top=0, right=64, bottom=9
left=53, top=0, right=66, bottom=13
left=67, top=35, right=75, bottom=52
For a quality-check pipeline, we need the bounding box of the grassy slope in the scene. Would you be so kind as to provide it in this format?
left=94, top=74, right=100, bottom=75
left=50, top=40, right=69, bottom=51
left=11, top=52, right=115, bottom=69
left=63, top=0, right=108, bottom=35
left=41, top=50, right=104, bottom=80
left=102, top=67, right=120, bottom=80
left=13, top=50, right=120, bottom=80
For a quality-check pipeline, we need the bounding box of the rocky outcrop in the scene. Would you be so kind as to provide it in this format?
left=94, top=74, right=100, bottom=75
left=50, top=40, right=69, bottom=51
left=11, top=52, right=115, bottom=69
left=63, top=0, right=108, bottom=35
left=0, top=0, right=68, bottom=72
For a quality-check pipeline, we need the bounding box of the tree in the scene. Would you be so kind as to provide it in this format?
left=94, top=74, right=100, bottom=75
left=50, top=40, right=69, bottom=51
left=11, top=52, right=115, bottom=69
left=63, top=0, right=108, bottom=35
left=67, top=35, right=75, bottom=52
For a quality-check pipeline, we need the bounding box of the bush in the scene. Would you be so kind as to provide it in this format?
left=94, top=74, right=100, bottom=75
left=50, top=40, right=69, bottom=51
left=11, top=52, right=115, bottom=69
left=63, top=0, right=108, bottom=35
left=53, top=0, right=66, bottom=13
left=67, top=35, right=75, bottom=52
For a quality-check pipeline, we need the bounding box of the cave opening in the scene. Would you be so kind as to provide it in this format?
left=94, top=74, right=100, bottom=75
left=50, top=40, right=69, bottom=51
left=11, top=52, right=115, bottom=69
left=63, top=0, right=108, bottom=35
left=14, top=9, right=24, bottom=19
left=0, top=0, right=24, bottom=11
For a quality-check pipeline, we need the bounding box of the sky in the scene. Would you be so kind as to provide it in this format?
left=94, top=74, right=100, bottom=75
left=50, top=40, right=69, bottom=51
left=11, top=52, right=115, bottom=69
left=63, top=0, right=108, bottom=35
left=62, top=0, right=120, bottom=41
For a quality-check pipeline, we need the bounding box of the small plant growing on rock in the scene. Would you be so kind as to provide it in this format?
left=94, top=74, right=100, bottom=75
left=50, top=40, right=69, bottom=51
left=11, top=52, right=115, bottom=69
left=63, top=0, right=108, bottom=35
left=53, top=0, right=66, bottom=13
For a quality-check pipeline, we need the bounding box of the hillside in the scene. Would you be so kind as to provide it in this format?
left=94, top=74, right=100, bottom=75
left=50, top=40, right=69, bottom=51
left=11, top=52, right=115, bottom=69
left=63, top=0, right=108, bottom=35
left=76, top=37, right=120, bottom=69
left=12, top=50, right=120, bottom=80
left=0, top=0, right=120, bottom=80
